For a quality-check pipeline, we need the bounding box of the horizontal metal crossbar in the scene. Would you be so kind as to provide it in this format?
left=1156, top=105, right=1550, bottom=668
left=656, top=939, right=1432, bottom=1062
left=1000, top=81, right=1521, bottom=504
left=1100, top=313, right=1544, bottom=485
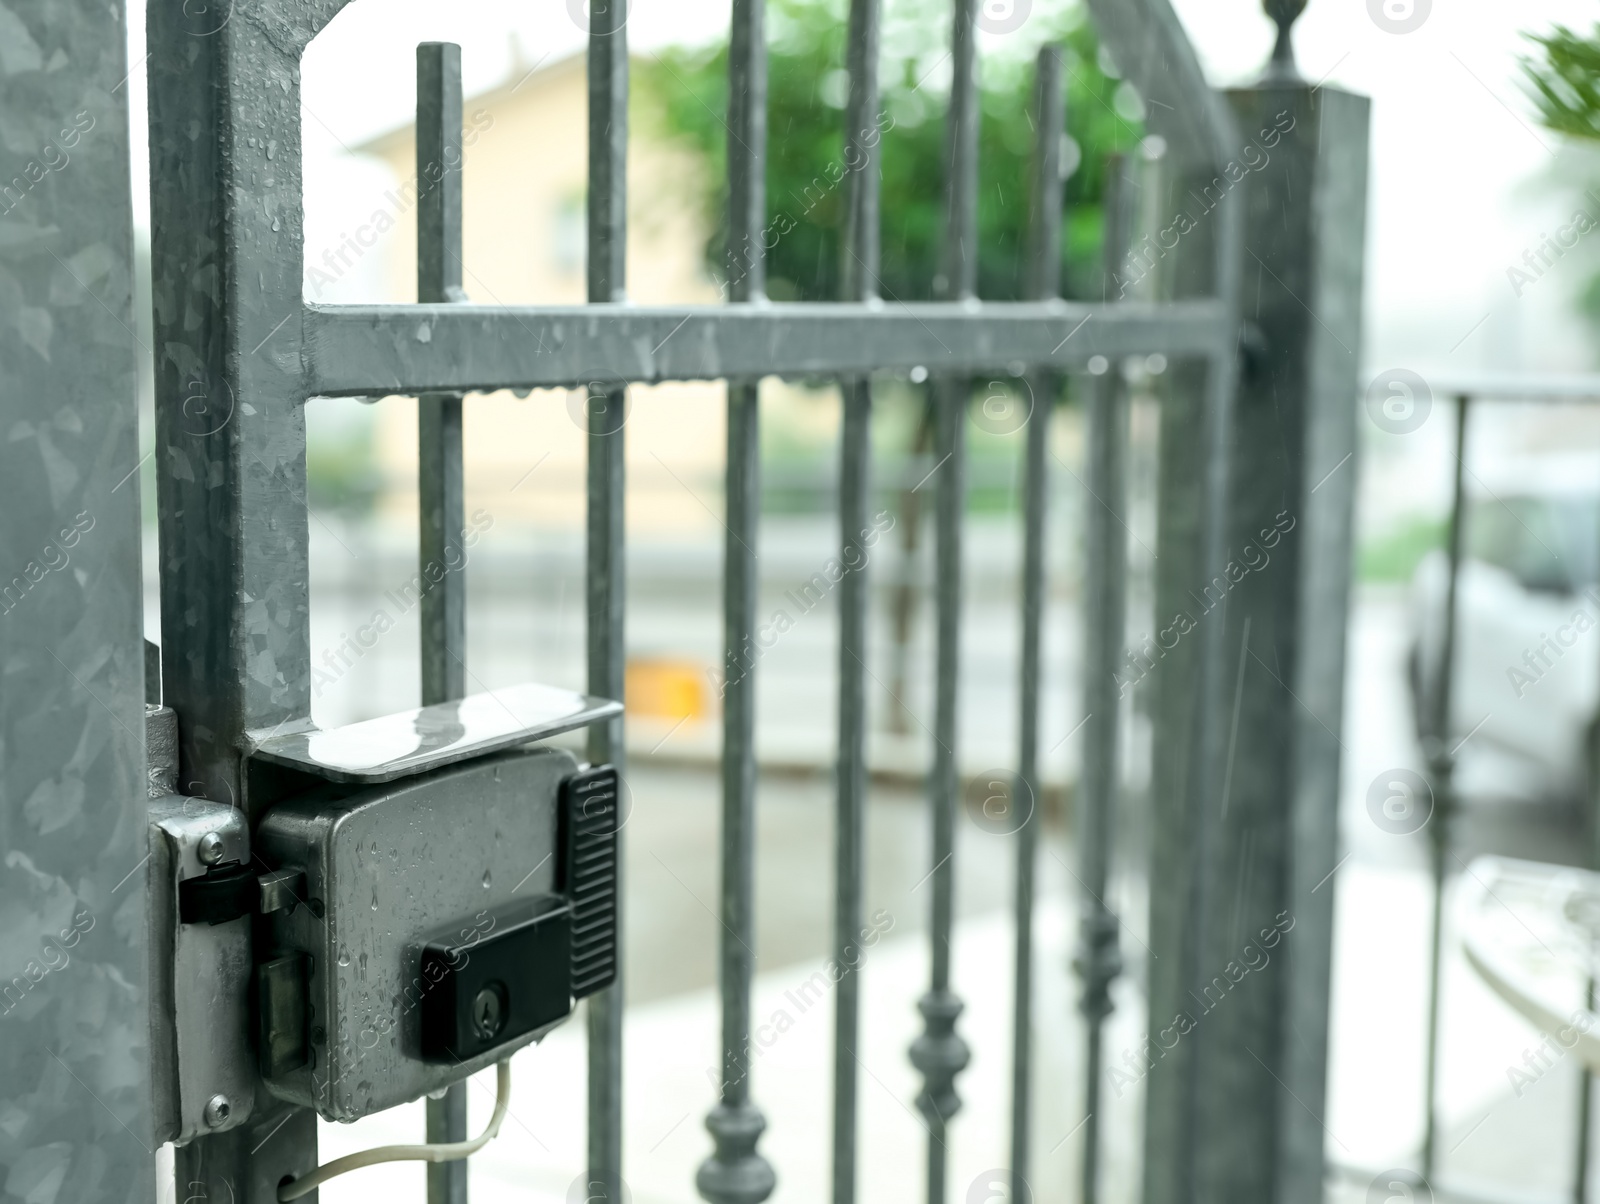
left=301, top=300, right=1230, bottom=398
left=1410, top=374, right=1600, bottom=402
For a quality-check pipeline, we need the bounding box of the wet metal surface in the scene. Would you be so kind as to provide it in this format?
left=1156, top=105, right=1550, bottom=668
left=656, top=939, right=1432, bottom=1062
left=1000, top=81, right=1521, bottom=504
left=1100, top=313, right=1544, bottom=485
left=0, top=0, right=153, bottom=1198
left=251, top=683, right=620, bottom=783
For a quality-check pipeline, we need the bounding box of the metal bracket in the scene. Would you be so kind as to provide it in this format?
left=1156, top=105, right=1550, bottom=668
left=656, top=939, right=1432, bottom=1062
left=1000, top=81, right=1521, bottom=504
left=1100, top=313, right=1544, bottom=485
left=147, top=792, right=255, bottom=1146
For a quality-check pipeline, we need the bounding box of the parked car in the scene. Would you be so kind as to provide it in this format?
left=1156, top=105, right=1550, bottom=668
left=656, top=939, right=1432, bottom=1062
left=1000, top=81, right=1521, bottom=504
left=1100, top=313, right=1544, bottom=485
left=1407, top=453, right=1600, bottom=805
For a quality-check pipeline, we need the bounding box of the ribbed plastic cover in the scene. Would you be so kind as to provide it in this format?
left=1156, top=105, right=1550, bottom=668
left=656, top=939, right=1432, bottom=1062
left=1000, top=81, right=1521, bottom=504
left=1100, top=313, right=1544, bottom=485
left=561, top=765, right=620, bottom=997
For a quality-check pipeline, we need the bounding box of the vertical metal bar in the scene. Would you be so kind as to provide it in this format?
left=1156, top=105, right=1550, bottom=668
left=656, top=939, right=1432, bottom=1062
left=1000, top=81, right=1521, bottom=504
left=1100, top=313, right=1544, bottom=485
left=839, top=0, right=882, bottom=307
left=937, top=0, right=979, bottom=306
left=725, top=0, right=766, bottom=309
left=425, top=1087, right=468, bottom=1204
left=1024, top=53, right=1065, bottom=305
left=911, top=7, right=977, bottom=1199
left=150, top=5, right=321, bottom=1197
left=417, top=41, right=470, bottom=1204
left=1075, top=154, right=1134, bottom=1204
left=587, top=4, right=629, bottom=1199
left=1421, top=393, right=1469, bottom=1182
left=833, top=395, right=873, bottom=1197
left=913, top=376, right=970, bottom=1204
left=907, top=376, right=969, bottom=1204
left=1008, top=44, right=1064, bottom=1204
left=699, top=3, right=775, bottom=1202
left=833, top=5, right=880, bottom=1203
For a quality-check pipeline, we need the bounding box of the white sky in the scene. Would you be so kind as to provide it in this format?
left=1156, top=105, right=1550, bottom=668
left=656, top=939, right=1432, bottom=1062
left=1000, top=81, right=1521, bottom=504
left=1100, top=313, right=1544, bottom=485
left=1174, top=0, right=1600, bottom=377
left=126, top=0, right=1600, bottom=378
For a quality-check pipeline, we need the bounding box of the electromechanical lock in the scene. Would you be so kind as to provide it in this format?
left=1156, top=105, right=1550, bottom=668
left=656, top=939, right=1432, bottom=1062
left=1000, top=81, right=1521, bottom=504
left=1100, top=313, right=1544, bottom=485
left=147, top=683, right=621, bottom=1139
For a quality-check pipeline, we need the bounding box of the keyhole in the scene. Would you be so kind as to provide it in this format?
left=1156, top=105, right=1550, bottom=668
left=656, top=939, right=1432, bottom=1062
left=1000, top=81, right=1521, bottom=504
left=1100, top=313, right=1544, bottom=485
left=472, top=982, right=507, bottom=1040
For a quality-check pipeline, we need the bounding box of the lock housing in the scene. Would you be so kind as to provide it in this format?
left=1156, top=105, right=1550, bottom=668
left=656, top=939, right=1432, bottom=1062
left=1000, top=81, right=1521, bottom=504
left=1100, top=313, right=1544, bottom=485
left=252, top=748, right=619, bottom=1121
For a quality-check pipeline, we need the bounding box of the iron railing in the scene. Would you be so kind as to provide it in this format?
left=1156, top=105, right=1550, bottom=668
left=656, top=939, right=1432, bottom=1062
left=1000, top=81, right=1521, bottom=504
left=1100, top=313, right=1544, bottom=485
left=1405, top=376, right=1600, bottom=1204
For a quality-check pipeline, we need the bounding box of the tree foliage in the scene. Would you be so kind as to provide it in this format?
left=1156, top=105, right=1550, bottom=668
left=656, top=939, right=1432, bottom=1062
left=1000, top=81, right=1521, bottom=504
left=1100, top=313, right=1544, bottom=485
left=636, top=0, right=1140, bottom=303
left=1525, top=22, right=1600, bottom=143
left=1523, top=22, right=1600, bottom=325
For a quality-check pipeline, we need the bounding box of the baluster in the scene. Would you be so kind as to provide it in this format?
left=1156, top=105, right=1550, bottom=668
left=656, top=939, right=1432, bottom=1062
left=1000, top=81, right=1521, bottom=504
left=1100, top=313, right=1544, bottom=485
left=909, top=3, right=977, bottom=1200
left=1009, top=43, right=1065, bottom=1204
left=1074, top=154, right=1135, bottom=1204
left=698, top=1, right=776, bottom=1200
left=833, top=1, right=880, bottom=1202
left=416, top=41, right=470, bottom=1204
left=586, top=3, right=629, bottom=1199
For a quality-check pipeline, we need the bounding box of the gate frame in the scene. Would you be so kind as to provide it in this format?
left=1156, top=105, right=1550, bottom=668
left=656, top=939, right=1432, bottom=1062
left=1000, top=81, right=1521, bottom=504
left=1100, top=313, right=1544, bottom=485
left=134, top=2, right=1334, bottom=1204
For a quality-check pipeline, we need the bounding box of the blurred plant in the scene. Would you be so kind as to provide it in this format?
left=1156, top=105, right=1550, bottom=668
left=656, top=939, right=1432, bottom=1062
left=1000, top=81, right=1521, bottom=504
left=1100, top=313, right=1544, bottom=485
left=307, top=416, right=381, bottom=515
left=1359, top=512, right=1448, bottom=583
left=1524, top=21, right=1600, bottom=323
left=637, top=0, right=1139, bottom=303
left=1525, top=22, right=1600, bottom=142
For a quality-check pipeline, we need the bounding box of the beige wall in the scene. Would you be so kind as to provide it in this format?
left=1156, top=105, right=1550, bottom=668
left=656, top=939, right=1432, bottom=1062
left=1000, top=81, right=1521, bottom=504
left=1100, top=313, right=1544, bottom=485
left=355, top=51, right=730, bottom=534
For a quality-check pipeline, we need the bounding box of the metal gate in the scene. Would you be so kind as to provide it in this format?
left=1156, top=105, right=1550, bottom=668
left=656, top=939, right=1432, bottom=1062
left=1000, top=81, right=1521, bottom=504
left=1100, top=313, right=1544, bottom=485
left=0, top=0, right=1367, bottom=1201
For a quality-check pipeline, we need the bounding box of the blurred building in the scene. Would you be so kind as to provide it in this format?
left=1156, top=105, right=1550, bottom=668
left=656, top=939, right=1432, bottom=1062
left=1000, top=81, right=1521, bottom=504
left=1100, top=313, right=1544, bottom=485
left=348, top=49, right=732, bottom=535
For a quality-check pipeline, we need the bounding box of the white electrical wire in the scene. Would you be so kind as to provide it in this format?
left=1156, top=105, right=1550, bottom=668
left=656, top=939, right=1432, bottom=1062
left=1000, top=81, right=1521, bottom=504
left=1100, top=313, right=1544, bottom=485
left=277, top=1061, right=512, bottom=1202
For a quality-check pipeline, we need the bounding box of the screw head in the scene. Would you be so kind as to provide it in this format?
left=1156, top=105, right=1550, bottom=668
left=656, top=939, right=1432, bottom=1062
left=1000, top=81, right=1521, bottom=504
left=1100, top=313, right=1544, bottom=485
left=472, top=983, right=507, bottom=1041
left=197, top=832, right=226, bottom=865
left=203, top=1094, right=231, bottom=1128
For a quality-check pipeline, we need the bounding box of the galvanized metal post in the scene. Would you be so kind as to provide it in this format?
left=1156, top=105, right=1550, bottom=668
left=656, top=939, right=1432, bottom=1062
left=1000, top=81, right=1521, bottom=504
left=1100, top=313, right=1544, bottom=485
left=586, top=2, right=630, bottom=1198
left=1140, top=13, right=1369, bottom=1201
left=0, top=3, right=153, bottom=1200
left=910, top=4, right=976, bottom=1202
left=417, top=40, right=471, bottom=1204
left=699, top=2, right=776, bottom=1201
left=1009, top=44, right=1066, bottom=1204
left=149, top=0, right=327, bottom=1196
left=1074, top=154, right=1134, bottom=1204
left=833, top=3, right=881, bottom=1200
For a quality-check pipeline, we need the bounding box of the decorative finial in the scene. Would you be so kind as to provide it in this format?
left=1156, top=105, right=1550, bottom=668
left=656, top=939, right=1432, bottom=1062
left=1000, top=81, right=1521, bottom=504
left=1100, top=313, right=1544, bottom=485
left=1262, top=0, right=1307, bottom=82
